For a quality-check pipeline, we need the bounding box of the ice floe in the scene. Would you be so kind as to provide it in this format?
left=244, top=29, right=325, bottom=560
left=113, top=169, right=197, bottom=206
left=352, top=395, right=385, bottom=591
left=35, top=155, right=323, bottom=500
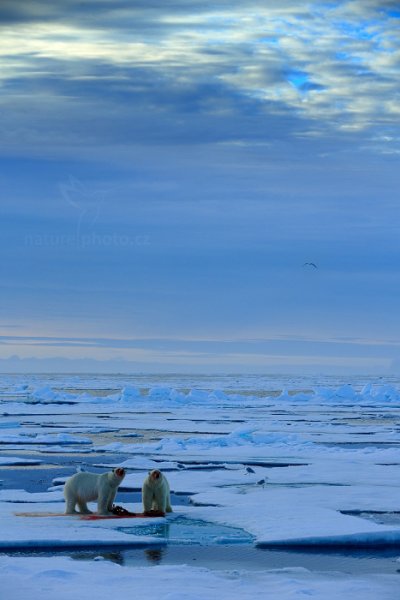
left=1, top=374, right=400, bottom=600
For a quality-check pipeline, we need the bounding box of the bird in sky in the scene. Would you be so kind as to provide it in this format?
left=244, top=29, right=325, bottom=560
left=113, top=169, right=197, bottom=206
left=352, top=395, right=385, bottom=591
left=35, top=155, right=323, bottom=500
left=303, top=262, right=318, bottom=269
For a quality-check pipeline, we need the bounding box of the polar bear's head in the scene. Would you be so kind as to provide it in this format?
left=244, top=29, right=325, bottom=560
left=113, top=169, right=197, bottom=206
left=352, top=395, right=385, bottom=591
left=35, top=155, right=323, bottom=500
left=148, top=469, right=162, bottom=483
left=113, top=467, right=126, bottom=480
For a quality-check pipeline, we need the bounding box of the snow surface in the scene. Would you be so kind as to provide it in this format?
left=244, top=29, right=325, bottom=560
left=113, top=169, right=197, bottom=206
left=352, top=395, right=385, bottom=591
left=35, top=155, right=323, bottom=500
left=1, top=374, right=400, bottom=599
left=1, top=556, right=399, bottom=600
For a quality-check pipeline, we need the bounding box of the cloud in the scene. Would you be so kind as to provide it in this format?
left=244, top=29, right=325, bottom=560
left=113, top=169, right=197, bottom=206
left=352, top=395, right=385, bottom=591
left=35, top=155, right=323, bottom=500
left=0, top=0, right=399, bottom=156
left=1, top=1, right=400, bottom=370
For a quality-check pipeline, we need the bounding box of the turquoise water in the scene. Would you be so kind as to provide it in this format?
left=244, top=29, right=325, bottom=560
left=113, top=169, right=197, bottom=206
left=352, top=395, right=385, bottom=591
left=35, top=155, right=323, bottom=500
left=121, top=516, right=254, bottom=545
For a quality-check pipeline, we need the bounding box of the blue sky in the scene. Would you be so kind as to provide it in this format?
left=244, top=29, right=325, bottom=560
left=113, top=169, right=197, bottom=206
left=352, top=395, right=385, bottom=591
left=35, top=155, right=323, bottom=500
left=1, top=0, right=400, bottom=373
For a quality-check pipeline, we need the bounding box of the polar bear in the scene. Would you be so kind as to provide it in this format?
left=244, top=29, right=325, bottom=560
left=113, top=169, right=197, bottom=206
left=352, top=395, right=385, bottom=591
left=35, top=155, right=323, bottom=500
left=142, top=469, right=172, bottom=514
left=64, top=467, right=126, bottom=515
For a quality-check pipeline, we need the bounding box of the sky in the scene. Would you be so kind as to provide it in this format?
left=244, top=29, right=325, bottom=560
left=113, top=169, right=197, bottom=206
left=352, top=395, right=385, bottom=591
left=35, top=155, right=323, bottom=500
left=1, top=0, right=400, bottom=374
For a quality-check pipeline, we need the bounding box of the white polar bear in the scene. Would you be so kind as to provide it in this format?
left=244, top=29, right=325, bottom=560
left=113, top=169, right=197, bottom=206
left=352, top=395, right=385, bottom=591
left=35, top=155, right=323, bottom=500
left=142, top=469, right=172, bottom=514
left=64, top=467, right=126, bottom=515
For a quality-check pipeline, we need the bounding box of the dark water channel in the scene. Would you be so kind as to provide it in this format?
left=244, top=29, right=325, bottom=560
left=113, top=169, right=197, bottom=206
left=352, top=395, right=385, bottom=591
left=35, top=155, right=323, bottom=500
left=3, top=544, right=400, bottom=576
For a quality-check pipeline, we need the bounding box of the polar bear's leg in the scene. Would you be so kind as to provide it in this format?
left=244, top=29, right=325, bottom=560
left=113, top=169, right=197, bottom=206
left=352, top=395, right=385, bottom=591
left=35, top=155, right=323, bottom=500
left=153, top=488, right=166, bottom=513
left=142, top=485, right=154, bottom=512
left=77, top=500, right=93, bottom=514
left=65, top=497, right=78, bottom=514
left=97, top=497, right=111, bottom=515
left=97, top=486, right=116, bottom=515
left=107, top=488, right=117, bottom=512
left=101, top=490, right=116, bottom=515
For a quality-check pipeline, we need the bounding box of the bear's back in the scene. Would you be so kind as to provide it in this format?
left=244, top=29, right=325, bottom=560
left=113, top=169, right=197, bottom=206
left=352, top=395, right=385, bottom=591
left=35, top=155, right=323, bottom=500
left=65, top=471, right=101, bottom=493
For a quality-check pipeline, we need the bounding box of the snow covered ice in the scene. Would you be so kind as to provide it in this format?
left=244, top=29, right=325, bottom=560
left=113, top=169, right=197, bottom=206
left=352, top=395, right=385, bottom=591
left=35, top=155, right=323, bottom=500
left=1, top=373, right=400, bottom=599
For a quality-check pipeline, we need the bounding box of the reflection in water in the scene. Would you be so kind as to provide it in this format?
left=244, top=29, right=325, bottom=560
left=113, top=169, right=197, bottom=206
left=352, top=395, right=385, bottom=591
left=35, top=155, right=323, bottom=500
left=71, top=551, right=125, bottom=565
left=156, top=523, right=170, bottom=538
left=101, top=552, right=125, bottom=566
left=122, top=516, right=254, bottom=545
left=145, top=547, right=166, bottom=564
left=8, top=545, right=400, bottom=576
left=70, top=548, right=166, bottom=566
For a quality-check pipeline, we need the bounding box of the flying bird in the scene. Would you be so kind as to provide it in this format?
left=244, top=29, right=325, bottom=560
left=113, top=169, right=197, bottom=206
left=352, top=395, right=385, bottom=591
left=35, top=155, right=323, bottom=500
left=303, top=262, right=318, bottom=269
